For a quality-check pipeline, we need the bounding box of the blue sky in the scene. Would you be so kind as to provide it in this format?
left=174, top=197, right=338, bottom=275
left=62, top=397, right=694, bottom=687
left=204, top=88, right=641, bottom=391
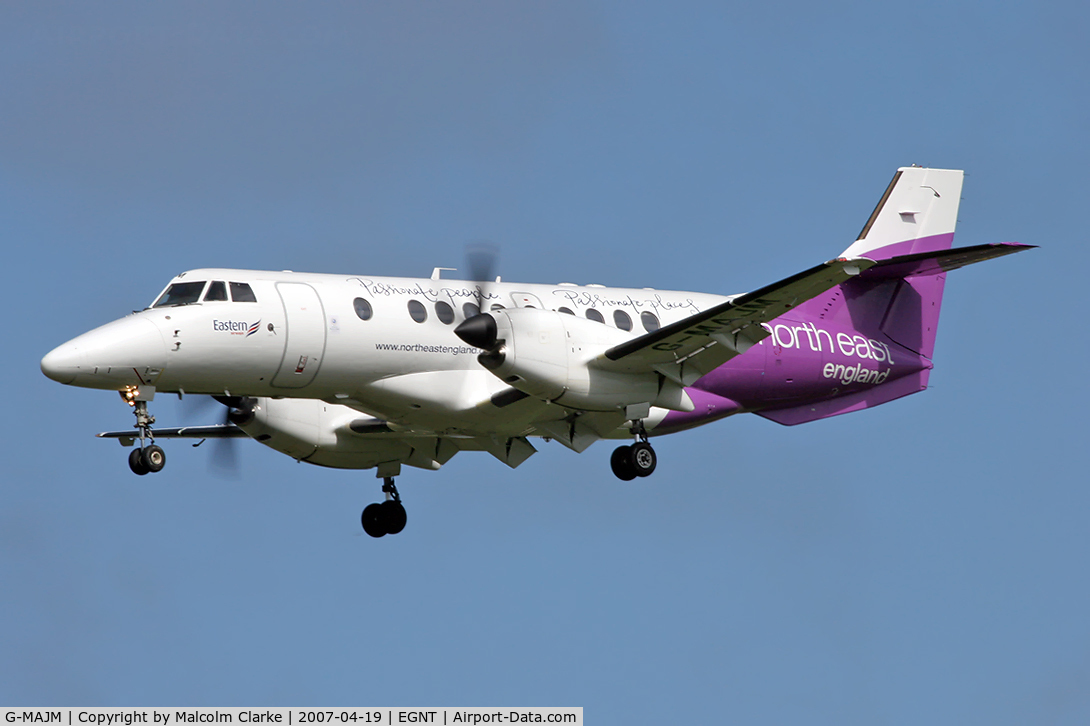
left=2, top=2, right=1088, bottom=722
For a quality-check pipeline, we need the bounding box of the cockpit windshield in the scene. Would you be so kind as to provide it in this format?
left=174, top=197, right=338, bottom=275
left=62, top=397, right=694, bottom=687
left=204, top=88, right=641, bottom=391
left=204, top=281, right=228, bottom=301
left=152, top=281, right=206, bottom=307
left=230, top=282, right=257, bottom=302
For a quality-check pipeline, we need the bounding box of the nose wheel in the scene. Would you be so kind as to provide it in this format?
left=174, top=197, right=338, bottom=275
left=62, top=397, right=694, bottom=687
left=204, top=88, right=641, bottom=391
left=124, top=398, right=167, bottom=476
left=128, top=444, right=166, bottom=475
left=610, top=419, right=657, bottom=480
left=361, top=477, right=408, bottom=538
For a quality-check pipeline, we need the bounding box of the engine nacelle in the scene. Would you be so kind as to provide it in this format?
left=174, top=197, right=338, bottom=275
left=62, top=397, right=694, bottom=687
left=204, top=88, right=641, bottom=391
left=457, top=308, right=662, bottom=412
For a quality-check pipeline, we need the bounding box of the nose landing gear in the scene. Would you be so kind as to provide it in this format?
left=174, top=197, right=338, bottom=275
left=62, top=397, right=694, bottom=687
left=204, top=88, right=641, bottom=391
left=610, top=419, right=657, bottom=480
left=127, top=443, right=166, bottom=475
left=124, top=394, right=167, bottom=475
left=361, top=477, right=408, bottom=538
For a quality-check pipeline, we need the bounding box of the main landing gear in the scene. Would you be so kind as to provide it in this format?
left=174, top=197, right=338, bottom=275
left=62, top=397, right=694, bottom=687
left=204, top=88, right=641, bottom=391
left=610, top=420, right=657, bottom=481
left=361, top=477, right=408, bottom=538
left=126, top=398, right=167, bottom=476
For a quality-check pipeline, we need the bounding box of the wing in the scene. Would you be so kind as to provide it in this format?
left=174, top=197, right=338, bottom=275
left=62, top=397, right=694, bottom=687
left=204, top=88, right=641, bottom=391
left=597, top=257, right=875, bottom=384
left=97, top=424, right=247, bottom=443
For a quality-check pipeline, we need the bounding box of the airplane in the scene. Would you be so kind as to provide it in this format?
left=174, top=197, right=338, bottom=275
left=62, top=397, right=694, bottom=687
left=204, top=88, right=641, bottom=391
left=41, top=167, right=1032, bottom=537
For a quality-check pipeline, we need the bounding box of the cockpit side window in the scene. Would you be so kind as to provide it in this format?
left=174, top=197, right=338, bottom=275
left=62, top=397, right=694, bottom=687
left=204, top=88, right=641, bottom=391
left=153, top=281, right=206, bottom=307
left=230, top=282, right=257, bottom=302
left=204, top=281, right=228, bottom=301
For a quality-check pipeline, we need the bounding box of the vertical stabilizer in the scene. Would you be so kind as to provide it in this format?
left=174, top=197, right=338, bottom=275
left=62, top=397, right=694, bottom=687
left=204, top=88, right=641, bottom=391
left=832, top=167, right=965, bottom=360
left=789, top=168, right=966, bottom=367
left=841, top=167, right=964, bottom=261
left=756, top=168, right=1029, bottom=426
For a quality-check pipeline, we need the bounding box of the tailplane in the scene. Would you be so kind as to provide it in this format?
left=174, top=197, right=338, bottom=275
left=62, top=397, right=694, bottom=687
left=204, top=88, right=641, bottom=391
left=839, top=241, right=1033, bottom=360
left=824, top=169, right=1033, bottom=356
left=757, top=168, right=1033, bottom=426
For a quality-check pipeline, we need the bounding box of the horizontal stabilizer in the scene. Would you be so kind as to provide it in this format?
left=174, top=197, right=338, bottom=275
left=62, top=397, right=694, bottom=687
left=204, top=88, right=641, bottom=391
left=859, top=242, right=1035, bottom=280
left=97, top=424, right=248, bottom=442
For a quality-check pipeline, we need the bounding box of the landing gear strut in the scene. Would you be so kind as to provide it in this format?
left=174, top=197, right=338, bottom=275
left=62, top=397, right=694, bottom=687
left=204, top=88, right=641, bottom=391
left=610, top=419, right=657, bottom=480
left=125, top=397, right=167, bottom=476
left=361, top=477, right=408, bottom=538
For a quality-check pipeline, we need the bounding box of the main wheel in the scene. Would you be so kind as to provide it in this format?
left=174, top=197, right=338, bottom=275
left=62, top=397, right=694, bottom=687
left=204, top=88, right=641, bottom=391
left=142, top=445, right=166, bottom=473
left=629, top=441, right=657, bottom=477
left=379, top=500, right=407, bottom=535
left=611, top=445, right=637, bottom=481
left=128, top=447, right=150, bottom=476
left=361, top=503, right=386, bottom=538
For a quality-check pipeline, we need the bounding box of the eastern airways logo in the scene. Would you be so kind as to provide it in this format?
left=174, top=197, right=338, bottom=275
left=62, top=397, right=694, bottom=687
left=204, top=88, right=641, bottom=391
left=214, top=319, right=261, bottom=337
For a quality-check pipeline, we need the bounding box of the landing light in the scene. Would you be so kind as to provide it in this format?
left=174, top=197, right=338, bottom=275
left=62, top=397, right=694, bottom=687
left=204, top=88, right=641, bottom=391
left=120, top=387, right=139, bottom=406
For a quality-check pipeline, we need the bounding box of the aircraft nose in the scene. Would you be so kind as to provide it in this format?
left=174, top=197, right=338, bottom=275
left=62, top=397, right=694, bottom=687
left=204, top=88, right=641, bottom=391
left=41, top=342, right=82, bottom=384
left=40, top=317, right=168, bottom=388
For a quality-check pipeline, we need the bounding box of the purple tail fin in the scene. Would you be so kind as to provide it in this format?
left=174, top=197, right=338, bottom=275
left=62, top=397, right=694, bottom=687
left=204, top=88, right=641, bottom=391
left=757, top=168, right=1024, bottom=427
left=756, top=166, right=1033, bottom=426
left=759, top=242, right=1033, bottom=427
left=825, top=167, right=966, bottom=359
left=843, top=267, right=948, bottom=359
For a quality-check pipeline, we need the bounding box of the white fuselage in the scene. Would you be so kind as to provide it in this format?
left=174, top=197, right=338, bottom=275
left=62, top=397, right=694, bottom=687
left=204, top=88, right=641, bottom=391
left=42, top=268, right=732, bottom=468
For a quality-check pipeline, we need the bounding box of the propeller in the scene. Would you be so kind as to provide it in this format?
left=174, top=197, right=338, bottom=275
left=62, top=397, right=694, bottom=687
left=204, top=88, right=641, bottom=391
left=209, top=396, right=256, bottom=477
left=456, top=242, right=507, bottom=370
left=465, top=241, right=499, bottom=316
left=212, top=395, right=257, bottom=427
left=176, top=393, right=255, bottom=477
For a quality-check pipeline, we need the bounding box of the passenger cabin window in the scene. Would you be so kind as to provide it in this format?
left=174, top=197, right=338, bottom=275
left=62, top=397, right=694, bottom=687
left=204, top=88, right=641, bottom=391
left=641, top=311, right=661, bottom=332
left=230, top=282, right=257, bottom=302
left=435, top=301, right=455, bottom=325
left=558, top=307, right=574, bottom=315
left=353, top=298, right=373, bottom=321
left=463, top=302, right=481, bottom=318
left=204, top=281, right=228, bottom=301
left=585, top=308, right=604, bottom=324
left=490, top=303, right=506, bottom=311
left=153, top=281, right=206, bottom=307
left=613, top=310, right=632, bottom=331
left=408, top=300, right=427, bottom=323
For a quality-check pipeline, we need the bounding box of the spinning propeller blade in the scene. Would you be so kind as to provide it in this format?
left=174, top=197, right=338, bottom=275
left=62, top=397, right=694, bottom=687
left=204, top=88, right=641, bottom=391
left=456, top=242, right=509, bottom=373
left=465, top=242, right=499, bottom=315
left=177, top=394, right=255, bottom=477
left=210, top=396, right=256, bottom=478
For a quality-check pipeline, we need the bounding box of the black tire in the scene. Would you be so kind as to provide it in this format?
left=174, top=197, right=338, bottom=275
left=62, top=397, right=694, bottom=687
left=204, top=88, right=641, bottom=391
left=142, top=445, right=166, bottom=473
left=361, top=503, right=386, bottom=538
left=610, top=445, right=637, bottom=481
left=128, top=447, right=150, bottom=476
left=380, top=500, right=407, bottom=535
left=629, top=441, right=657, bottom=477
